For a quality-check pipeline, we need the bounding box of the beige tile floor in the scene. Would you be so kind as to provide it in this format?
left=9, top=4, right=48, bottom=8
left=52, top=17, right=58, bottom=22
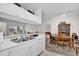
left=40, top=50, right=63, bottom=56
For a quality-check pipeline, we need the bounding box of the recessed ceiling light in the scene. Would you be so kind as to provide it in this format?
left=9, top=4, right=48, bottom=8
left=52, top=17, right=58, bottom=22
left=59, top=14, right=66, bottom=18
left=62, top=14, right=66, bottom=17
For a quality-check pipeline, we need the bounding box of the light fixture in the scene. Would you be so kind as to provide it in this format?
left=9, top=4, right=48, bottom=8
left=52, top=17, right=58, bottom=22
left=62, top=14, right=66, bottom=17
left=59, top=14, right=66, bottom=18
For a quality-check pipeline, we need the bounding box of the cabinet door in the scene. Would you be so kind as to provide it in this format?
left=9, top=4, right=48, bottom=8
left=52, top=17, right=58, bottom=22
left=10, top=43, right=30, bottom=56
left=24, top=42, right=33, bottom=56
left=0, top=38, right=44, bottom=56
left=0, top=3, right=16, bottom=16
left=36, top=38, right=43, bottom=54
left=0, top=50, right=10, bottom=56
left=9, top=46, right=23, bottom=56
left=29, top=40, right=37, bottom=56
left=30, top=38, right=43, bottom=56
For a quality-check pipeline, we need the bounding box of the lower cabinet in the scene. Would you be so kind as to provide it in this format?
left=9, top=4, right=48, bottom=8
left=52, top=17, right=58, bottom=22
left=32, top=38, right=43, bottom=55
left=0, top=50, right=10, bottom=56
left=0, top=38, right=45, bottom=56
left=10, top=44, right=30, bottom=56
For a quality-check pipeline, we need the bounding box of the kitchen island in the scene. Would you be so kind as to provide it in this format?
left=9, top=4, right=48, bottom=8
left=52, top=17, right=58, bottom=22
left=0, top=34, right=45, bottom=56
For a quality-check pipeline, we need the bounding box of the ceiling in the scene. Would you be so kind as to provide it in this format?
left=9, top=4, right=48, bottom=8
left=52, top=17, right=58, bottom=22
left=20, top=3, right=79, bottom=20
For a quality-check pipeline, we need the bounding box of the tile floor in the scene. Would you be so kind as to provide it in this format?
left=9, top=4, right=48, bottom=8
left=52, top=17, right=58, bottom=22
left=40, top=50, right=63, bottom=56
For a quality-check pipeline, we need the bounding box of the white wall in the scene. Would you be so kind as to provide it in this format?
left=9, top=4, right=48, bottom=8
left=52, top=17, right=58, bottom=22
left=36, top=24, right=45, bottom=33
left=25, top=24, right=45, bottom=33
left=44, top=13, right=79, bottom=36
left=25, top=24, right=37, bottom=32
left=45, top=24, right=51, bottom=32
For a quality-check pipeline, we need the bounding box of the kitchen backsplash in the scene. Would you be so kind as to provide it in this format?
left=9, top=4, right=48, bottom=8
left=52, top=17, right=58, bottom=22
left=0, top=17, right=45, bottom=36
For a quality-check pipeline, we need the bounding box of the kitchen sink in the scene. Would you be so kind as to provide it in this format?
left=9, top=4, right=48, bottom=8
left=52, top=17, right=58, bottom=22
left=10, top=37, right=35, bottom=43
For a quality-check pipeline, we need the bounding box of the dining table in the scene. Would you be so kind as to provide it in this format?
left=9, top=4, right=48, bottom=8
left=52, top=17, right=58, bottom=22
left=55, top=35, right=75, bottom=49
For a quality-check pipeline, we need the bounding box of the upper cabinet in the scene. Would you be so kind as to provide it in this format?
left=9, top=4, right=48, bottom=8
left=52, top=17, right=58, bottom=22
left=0, top=3, right=17, bottom=16
left=0, top=3, right=41, bottom=24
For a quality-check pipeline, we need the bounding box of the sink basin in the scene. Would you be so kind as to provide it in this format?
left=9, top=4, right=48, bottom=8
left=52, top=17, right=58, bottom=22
left=10, top=37, right=35, bottom=43
left=10, top=38, right=28, bottom=43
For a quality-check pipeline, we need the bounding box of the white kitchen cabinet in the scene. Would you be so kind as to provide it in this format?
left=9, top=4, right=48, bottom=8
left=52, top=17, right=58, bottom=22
left=0, top=43, right=31, bottom=56
left=0, top=45, right=28, bottom=56
left=30, top=38, right=44, bottom=56
left=29, top=39, right=38, bottom=56
left=0, top=3, right=41, bottom=24
left=0, top=36, right=45, bottom=56
left=9, top=41, right=35, bottom=56
left=0, top=3, right=17, bottom=16
left=9, top=46, right=26, bottom=56
left=13, top=5, right=40, bottom=24
left=0, top=49, right=10, bottom=56
left=35, top=38, right=44, bottom=55
left=25, top=39, right=39, bottom=56
left=10, top=44, right=30, bottom=56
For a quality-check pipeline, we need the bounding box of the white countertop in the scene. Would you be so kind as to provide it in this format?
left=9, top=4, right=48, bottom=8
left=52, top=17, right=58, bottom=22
left=0, top=36, right=41, bottom=52
left=0, top=39, right=32, bottom=52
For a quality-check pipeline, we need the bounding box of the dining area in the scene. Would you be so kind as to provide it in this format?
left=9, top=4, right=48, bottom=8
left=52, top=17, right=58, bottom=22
left=45, top=22, right=79, bottom=55
left=45, top=32, right=79, bottom=55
